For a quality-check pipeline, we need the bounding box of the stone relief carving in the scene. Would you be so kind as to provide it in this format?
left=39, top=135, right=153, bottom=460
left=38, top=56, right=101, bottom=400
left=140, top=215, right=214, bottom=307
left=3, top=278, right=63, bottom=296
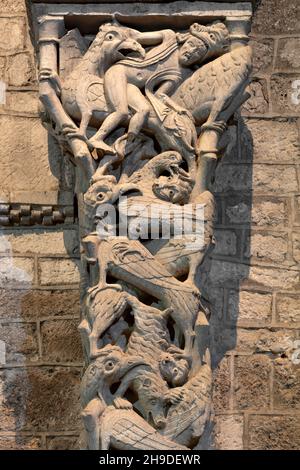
left=37, top=7, right=252, bottom=450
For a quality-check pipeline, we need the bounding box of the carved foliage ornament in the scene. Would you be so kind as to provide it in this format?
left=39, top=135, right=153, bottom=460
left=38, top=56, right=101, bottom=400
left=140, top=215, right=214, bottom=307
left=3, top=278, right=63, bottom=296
left=37, top=5, right=252, bottom=450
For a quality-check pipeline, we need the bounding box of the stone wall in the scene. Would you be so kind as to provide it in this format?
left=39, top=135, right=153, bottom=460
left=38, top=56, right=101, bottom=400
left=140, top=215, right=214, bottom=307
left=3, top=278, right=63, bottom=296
left=0, top=0, right=82, bottom=450
left=0, top=0, right=299, bottom=450
left=210, top=0, right=300, bottom=450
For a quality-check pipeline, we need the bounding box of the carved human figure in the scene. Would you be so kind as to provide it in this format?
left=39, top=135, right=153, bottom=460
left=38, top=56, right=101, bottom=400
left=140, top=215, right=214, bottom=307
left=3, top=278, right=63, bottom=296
left=87, top=22, right=230, bottom=154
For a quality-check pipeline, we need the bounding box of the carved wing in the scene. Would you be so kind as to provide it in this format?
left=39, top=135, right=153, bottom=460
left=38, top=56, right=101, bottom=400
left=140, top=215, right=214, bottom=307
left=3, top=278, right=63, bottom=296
left=163, top=399, right=206, bottom=440
left=173, top=46, right=252, bottom=124
left=155, top=237, right=205, bottom=268
left=109, top=238, right=194, bottom=294
left=86, top=288, right=129, bottom=330
left=59, top=29, right=88, bottom=81
left=110, top=414, right=188, bottom=450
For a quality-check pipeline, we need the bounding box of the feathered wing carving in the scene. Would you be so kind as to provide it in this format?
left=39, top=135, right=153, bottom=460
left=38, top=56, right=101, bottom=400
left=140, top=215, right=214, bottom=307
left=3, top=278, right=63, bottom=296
left=173, top=46, right=252, bottom=125
left=100, top=408, right=188, bottom=450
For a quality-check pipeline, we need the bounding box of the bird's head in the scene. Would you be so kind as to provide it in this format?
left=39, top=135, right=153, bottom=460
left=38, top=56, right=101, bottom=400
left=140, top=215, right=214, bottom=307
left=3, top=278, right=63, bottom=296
left=84, top=345, right=147, bottom=386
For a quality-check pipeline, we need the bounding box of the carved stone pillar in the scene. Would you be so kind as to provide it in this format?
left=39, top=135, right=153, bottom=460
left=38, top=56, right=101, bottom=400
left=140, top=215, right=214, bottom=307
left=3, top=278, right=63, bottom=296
left=31, top=1, right=252, bottom=450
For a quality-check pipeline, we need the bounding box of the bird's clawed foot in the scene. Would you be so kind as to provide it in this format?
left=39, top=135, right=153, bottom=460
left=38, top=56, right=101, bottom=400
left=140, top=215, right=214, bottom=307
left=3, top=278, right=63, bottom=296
left=97, top=282, right=123, bottom=292
left=88, top=137, right=116, bottom=156
left=112, top=397, right=133, bottom=410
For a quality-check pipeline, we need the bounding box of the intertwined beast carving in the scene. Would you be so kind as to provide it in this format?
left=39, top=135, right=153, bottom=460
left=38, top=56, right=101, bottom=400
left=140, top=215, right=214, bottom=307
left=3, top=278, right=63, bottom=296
left=38, top=14, right=251, bottom=450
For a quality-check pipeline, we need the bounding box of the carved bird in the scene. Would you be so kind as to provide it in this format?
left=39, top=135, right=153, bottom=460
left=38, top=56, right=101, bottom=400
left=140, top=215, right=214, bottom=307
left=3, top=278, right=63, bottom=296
left=81, top=345, right=146, bottom=408
left=61, top=24, right=145, bottom=153
left=80, top=287, right=130, bottom=359
left=80, top=345, right=147, bottom=450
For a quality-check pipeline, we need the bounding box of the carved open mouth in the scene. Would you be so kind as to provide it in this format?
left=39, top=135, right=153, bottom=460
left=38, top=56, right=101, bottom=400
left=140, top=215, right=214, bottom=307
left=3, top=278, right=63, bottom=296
left=118, top=48, right=143, bottom=59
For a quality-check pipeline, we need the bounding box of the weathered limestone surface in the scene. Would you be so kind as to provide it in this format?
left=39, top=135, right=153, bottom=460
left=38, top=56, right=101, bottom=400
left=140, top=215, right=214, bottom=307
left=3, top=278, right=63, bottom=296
left=0, top=0, right=299, bottom=452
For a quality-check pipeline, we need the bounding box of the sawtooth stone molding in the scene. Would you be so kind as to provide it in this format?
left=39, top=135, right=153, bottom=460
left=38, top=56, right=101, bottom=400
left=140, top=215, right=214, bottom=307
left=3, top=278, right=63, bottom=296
left=0, top=203, right=75, bottom=226
left=32, top=1, right=252, bottom=450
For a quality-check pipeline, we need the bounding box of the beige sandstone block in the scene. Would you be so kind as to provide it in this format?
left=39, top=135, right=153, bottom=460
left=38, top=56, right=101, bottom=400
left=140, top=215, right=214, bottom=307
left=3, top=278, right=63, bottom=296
left=214, top=415, right=244, bottom=450
left=46, top=436, right=79, bottom=450
left=252, top=165, right=298, bottom=194
left=224, top=196, right=288, bottom=227
left=276, top=293, right=300, bottom=325
left=0, top=435, right=41, bottom=450
left=0, top=256, right=34, bottom=287
left=0, top=116, right=61, bottom=200
left=250, top=38, right=274, bottom=75
left=251, top=198, right=287, bottom=227
left=0, top=367, right=81, bottom=431
left=252, top=0, right=300, bottom=35
left=0, top=322, right=38, bottom=363
left=242, top=80, right=269, bottom=115
left=243, top=119, right=300, bottom=163
left=271, top=74, right=300, bottom=115
left=212, top=357, right=231, bottom=413
left=214, top=164, right=298, bottom=194
left=39, top=258, right=80, bottom=286
left=0, top=57, right=5, bottom=80
left=273, top=359, right=300, bottom=410
left=234, top=328, right=297, bottom=355
left=3, top=92, right=39, bottom=115
left=228, top=290, right=272, bottom=324
left=246, top=232, right=288, bottom=264
left=292, top=233, right=300, bottom=263
left=0, top=229, right=79, bottom=256
left=248, top=415, right=300, bottom=450
left=276, top=38, right=300, bottom=72
left=0, top=0, right=26, bottom=13
left=6, top=53, right=35, bottom=87
left=247, top=265, right=299, bottom=290
left=234, top=355, right=271, bottom=410
left=0, top=18, right=25, bottom=54
left=40, top=319, right=82, bottom=363
left=0, top=288, right=80, bottom=320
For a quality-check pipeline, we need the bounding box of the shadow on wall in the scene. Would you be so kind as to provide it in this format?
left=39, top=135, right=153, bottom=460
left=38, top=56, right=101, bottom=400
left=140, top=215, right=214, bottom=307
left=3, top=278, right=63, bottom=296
left=196, top=116, right=253, bottom=449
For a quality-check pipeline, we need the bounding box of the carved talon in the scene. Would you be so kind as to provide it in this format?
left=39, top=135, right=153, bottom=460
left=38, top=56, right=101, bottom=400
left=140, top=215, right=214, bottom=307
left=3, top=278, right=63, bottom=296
left=88, top=138, right=116, bottom=155
left=61, top=126, right=87, bottom=142
left=39, top=68, right=62, bottom=94
left=166, top=346, right=192, bottom=364
left=112, top=398, right=133, bottom=410
left=165, top=388, right=185, bottom=405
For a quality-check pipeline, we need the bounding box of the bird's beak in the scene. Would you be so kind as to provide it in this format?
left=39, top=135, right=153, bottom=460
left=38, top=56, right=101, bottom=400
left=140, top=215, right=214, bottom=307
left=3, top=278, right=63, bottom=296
left=119, top=183, right=140, bottom=196
left=115, top=356, right=149, bottom=397
left=123, top=355, right=148, bottom=375
left=118, top=40, right=146, bottom=59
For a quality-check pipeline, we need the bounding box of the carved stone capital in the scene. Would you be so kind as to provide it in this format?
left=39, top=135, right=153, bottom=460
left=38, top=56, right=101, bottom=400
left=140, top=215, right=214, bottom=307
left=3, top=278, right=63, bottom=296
left=32, top=1, right=252, bottom=450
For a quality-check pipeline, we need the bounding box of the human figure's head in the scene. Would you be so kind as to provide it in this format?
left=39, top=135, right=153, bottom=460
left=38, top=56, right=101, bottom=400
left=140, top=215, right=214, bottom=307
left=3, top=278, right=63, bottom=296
left=178, top=21, right=230, bottom=66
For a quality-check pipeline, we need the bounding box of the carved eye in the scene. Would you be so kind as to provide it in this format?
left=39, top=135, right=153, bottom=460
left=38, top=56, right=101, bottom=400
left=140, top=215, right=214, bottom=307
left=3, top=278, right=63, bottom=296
left=162, top=359, right=169, bottom=365
left=169, top=190, right=174, bottom=197
left=106, top=33, right=115, bottom=41
left=173, top=368, right=178, bottom=374
left=97, top=192, right=105, bottom=201
left=209, top=34, right=215, bottom=39
left=105, top=360, right=115, bottom=370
